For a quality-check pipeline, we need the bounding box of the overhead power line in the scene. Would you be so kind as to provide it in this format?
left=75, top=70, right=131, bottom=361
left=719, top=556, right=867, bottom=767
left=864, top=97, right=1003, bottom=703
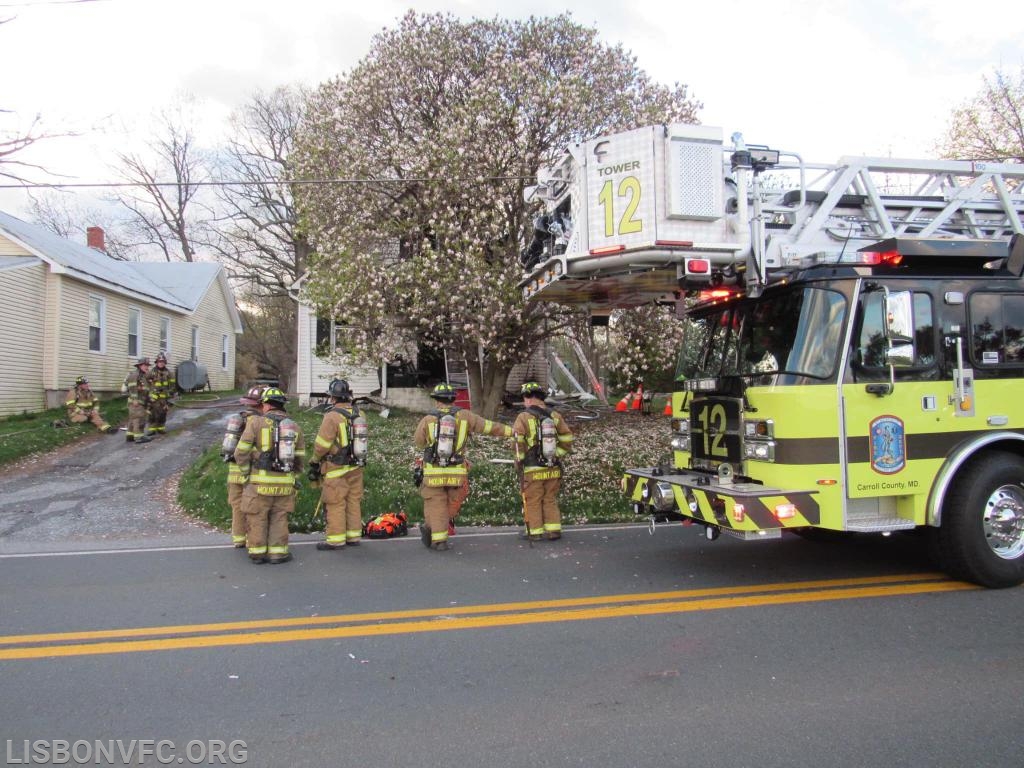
left=0, top=175, right=535, bottom=190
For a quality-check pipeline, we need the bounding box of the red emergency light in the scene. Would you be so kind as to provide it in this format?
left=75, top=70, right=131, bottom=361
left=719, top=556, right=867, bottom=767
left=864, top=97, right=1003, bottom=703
left=860, top=250, right=904, bottom=266
left=685, top=258, right=710, bottom=274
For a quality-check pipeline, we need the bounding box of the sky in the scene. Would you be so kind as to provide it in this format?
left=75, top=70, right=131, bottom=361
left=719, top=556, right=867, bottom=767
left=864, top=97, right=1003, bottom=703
left=1, top=0, right=1022, bottom=217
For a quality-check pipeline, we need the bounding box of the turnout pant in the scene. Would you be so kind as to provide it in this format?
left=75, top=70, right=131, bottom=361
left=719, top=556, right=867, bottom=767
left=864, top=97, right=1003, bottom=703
left=127, top=402, right=148, bottom=440
left=148, top=401, right=169, bottom=433
left=522, top=476, right=562, bottom=537
left=419, top=479, right=470, bottom=545
left=244, top=488, right=294, bottom=557
left=69, top=408, right=110, bottom=432
left=227, top=482, right=247, bottom=546
left=323, top=469, right=365, bottom=545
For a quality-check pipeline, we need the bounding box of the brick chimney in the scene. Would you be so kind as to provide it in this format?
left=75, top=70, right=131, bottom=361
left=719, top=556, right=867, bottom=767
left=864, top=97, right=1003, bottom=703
left=86, top=226, right=106, bottom=253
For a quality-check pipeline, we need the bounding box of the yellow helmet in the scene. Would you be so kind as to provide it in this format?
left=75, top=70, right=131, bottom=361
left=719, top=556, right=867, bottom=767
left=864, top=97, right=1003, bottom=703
left=261, top=387, right=287, bottom=407
left=431, top=382, right=457, bottom=402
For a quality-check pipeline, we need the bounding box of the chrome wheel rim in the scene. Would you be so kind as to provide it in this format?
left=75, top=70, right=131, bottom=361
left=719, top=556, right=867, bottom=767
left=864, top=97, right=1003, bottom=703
left=983, top=484, right=1024, bottom=560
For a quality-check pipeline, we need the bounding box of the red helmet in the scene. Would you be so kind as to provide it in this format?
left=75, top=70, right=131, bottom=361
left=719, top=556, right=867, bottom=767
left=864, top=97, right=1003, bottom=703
left=239, top=385, right=265, bottom=407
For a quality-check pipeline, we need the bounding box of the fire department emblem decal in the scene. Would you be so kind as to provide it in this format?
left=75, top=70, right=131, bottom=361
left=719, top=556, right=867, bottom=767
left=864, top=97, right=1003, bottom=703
left=870, top=415, right=906, bottom=474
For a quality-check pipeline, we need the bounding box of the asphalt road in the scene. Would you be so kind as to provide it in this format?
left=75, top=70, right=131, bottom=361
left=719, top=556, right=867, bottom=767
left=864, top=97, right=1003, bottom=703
left=2, top=525, right=1022, bottom=768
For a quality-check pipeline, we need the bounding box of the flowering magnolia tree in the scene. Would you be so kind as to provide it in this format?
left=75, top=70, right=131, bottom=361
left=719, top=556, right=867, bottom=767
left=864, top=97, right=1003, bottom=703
left=293, top=11, right=699, bottom=416
left=939, top=65, right=1024, bottom=164
left=606, top=305, right=688, bottom=392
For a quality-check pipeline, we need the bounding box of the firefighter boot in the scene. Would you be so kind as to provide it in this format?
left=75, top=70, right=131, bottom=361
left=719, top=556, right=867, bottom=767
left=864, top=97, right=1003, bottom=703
left=316, top=542, right=345, bottom=551
left=420, top=523, right=431, bottom=549
left=268, top=553, right=293, bottom=564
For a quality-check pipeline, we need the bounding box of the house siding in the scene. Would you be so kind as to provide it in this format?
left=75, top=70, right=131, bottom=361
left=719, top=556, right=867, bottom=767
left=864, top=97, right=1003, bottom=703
left=296, top=306, right=379, bottom=404
left=0, top=262, right=47, bottom=416
left=185, top=278, right=237, bottom=391
left=41, top=273, right=237, bottom=406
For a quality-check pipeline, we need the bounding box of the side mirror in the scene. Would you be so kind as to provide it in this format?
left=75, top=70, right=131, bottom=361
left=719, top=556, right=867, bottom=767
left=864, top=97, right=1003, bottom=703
left=884, top=289, right=914, bottom=345
left=885, top=343, right=914, bottom=368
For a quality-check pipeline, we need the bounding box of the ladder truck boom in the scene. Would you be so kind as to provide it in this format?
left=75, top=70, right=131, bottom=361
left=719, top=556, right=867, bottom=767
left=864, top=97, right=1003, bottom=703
left=520, top=124, right=1024, bottom=306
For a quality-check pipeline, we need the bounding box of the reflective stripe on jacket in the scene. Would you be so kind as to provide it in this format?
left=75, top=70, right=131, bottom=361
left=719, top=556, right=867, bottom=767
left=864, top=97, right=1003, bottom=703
left=513, top=408, right=574, bottom=479
left=414, top=406, right=511, bottom=486
left=314, top=407, right=360, bottom=479
left=233, top=409, right=305, bottom=496
left=147, top=368, right=176, bottom=401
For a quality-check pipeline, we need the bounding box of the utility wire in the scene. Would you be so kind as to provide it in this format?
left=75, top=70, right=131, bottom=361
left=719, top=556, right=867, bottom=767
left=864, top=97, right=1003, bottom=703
left=0, top=175, right=535, bottom=190
left=0, top=0, right=108, bottom=6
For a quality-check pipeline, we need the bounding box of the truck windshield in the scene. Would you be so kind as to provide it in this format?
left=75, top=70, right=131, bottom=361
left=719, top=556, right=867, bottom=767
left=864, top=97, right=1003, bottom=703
left=676, top=286, right=848, bottom=383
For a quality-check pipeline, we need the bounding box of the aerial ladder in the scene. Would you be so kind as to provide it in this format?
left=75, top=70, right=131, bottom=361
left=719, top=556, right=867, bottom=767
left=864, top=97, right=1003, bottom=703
left=520, top=124, right=1024, bottom=306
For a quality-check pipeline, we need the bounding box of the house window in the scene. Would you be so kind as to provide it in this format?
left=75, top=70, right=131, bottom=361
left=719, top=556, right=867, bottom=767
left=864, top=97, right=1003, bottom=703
left=127, top=307, right=141, bottom=357
left=190, top=326, right=199, bottom=361
left=221, top=334, right=229, bottom=369
left=159, top=317, right=171, bottom=357
left=88, top=296, right=105, bottom=352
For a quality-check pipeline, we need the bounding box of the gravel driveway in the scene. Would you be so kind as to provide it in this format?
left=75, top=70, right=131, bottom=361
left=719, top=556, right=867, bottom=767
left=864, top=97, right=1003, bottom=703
left=0, top=399, right=240, bottom=554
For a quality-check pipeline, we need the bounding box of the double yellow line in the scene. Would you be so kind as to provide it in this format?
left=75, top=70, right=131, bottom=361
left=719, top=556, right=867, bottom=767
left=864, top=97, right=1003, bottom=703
left=0, top=573, right=974, bottom=661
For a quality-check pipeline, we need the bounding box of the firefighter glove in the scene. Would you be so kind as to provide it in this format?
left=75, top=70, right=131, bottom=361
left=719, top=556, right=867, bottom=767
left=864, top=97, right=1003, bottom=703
left=307, top=463, right=322, bottom=483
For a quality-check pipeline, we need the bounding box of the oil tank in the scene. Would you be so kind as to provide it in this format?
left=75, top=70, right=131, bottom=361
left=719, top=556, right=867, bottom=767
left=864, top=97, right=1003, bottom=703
left=176, top=360, right=209, bottom=392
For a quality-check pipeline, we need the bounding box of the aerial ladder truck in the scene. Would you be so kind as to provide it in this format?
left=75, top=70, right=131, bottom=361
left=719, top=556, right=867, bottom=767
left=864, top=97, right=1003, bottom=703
left=521, top=123, right=1024, bottom=587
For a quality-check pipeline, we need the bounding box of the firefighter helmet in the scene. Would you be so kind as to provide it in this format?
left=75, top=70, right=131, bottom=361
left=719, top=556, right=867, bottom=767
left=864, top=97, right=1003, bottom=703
left=239, top=385, right=265, bottom=407
left=261, top=387, right=288, bottom=407
left=520, top=381, right=546, bottom=400
left=328, top=378, right=353, bottom=401
left=154, top=352, right=167, bottom=364
left=431, top=382, right=457, bottom=402
left=75, top=375, right=88, bottom=386
left=135, top=357, right=151, bottom=367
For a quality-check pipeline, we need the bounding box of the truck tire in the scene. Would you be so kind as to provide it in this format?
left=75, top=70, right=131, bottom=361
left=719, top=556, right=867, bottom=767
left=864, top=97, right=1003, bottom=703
left=938, top=451, right=1024, bottom=588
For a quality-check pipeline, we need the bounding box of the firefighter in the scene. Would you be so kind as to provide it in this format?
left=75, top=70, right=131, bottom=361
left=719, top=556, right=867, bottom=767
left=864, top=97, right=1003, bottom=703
left=513, top=381, right=574, bottom=541
left=146, top=352, right=176, bottom=436
left=64, top=376, right=116, bottom=434
left=414, top=382, right=512, bottom=551
left=309, top=379, right=368, bottom=551
left=123, top=358, right=152, bottom=444
left=221, top=385, right=265, bottom=548
left=233, top=387, right=305, bottom=564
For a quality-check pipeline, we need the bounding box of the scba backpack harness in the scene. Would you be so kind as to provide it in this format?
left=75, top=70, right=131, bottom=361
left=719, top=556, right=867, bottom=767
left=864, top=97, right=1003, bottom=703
left=525, top=405, right=559, bottom=467
left=362, top=512, right=409, bottom=538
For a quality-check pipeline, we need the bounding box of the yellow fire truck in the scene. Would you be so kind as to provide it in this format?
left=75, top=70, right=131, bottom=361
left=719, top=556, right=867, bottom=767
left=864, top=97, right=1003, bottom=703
left=521, top=124, right=1024, bottom=587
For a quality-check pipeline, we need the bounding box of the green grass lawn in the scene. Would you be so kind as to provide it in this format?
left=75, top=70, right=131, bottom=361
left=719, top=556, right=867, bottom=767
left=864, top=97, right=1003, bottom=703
left=0, top=398, right=130, bottom=464
left=178, top=403, right=674, bottom=534
left=0, top=391, right=234, bottom=466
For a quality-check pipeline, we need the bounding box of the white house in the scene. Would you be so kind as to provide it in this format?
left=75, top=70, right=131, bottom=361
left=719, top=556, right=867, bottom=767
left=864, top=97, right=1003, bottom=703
left=294, top=291, right=550, bottom=411
left=0, top=211, right=243, bottom=416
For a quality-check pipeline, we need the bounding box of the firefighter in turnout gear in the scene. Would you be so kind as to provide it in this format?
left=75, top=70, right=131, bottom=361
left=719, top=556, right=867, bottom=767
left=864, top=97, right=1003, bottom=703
left=311, top=379, right=368, bottom=551
left=514, top=382, right=574, bottom=540
left=414, top=382, right=512, bottom=551
left=64, top=376, right=115, bottom=433
left=146, top=352, right=175, bottom=436
left=123, top=358, right=152, bottom=443
left=222, top=386, right=265, bottom=548
left=233, top=388, right=306, bottom=564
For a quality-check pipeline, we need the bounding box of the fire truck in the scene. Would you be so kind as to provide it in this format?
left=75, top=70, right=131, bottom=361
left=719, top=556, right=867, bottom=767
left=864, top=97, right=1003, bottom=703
left=521, top=123, right=1024, bottom=588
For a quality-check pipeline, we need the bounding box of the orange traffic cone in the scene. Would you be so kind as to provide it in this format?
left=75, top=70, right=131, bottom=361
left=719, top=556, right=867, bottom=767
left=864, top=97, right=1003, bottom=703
left=663, top=400, right=673, bottom=416
left=631, top=386, right=643, bottom=411
left=615, top=392, right=630, bottom=412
